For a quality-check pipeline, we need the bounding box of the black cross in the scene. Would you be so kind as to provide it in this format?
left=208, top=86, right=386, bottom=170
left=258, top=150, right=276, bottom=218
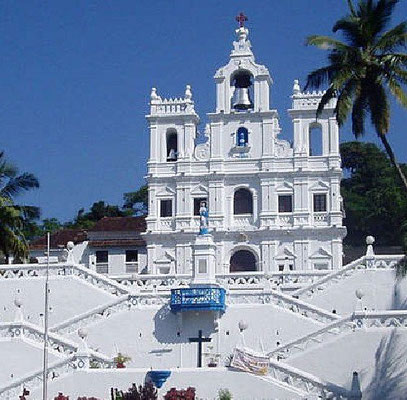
left=189, top=330, right=211, bottom=368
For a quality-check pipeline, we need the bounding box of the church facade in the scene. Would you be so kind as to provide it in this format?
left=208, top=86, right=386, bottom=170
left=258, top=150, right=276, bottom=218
left=144, top=24, right=346, bottom=276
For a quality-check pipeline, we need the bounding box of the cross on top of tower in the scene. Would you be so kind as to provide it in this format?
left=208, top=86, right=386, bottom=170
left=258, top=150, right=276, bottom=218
left=236, top=12, right=248, bottom=28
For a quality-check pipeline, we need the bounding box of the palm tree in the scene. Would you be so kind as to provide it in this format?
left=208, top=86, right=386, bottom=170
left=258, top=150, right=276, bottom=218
left=0, top=151, right=39, bottom=262
left=305, top=0, right=407, bottom=193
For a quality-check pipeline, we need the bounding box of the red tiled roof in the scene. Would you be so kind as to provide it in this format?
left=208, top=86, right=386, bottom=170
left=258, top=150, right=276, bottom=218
left=29, top=229, right=87, bottom=250
left=88, top=239, right=146, bottom=247
left=89, top=216, right=146, bottom=232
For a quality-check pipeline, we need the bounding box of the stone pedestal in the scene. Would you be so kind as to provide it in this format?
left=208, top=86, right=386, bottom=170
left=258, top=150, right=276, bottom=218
left=192, top=234, right=217, bottom=285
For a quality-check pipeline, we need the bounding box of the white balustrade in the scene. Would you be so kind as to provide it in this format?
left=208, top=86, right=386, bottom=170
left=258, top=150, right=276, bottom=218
left=277, top=215, right=293, bottom=226
left=313, top=212, right=328, bottom=225
left=228, top=289, right=339, bottom=324
left=232, top=214, right=254, bottom=227
left=0, top=263, right=130, bottom=297
left=293, top=254, right=404, bottom=299
left=159, top=218, right=175, bottom=231
left=269, top=310, right=407, bottom=362
left=266, top=358, right=353, bottom=399
left=0, top=354, right=115, bottom=400
left=114, top=274, right=191, bottom=292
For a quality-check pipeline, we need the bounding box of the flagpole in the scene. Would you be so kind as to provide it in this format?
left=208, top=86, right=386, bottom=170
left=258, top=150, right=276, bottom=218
left=42, top=232, right=50, bottom=400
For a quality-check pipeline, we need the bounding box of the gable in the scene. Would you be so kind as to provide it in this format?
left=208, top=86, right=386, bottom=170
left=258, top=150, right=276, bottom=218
left=275, top=246, right=296, bottom=260
left=309, top=180, right=330, bottom=191
left=156, top=187, right=176, bottom=197
left=309, top=247, right=332, bottom=259
left=190, top=184, right=208, bottom=196
left=275, top=182, right=293, bottom=192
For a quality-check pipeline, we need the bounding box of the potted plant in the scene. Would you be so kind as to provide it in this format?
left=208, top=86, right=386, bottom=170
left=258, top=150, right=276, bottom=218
left=204, top=345, right=220, bottom=367
left=114, top=352, right=131, bottom=368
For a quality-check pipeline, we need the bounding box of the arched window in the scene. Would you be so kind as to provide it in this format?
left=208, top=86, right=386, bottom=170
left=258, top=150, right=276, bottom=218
left=230, top=249, right=257, bottom=272
left=231, top=70, right=254, bottom=111
left=309, top=124, right=322, bottom=156
left=234, top=188, right=253, bottom=215
left=236, top=127, right=249, bottom=147
left=166, top=130, right=178, bottom=161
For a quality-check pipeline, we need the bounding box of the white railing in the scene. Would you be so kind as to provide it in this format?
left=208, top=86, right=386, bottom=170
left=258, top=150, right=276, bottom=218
left=352, top=310, right=407, bottom=329
left=266, top=358, right=356, bottom=399
left=216, top=271, right=329, bottom=291
left=313, top=212, right=328, bottom=225
left=293, top=255, right=404, bottom=299
left=114, top=273, right=191, bottom=292
left=0, top=263, right=130, bottom=297
left=0, top=354, right=115, bottom=400
left=228, top=289, right=340, bottom=325
left=268, top=316, right=354, bottom=360
left=159, top=218, right=174, bottom=231
left=277, top=215, right=293, bottom=226
left=150, top=97, right=195, bottom=115
left=51, top=293, right=169, bottom=335
left=0, top=322, right=77, bottom=357
left=269, top=310, right=407, bottom=361
left=0, top=321, right=114, bottom=362
left=232, top=214, right=254, bottom=227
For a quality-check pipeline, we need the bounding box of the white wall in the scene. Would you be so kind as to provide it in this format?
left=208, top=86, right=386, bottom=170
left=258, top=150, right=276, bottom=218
left=0, top=277, right=114, bottom=326
left=30, top=368, right=303, bottom=400
left=66, top=303, right=321, bottom=369
left=302, top=270, right=407, bottom=315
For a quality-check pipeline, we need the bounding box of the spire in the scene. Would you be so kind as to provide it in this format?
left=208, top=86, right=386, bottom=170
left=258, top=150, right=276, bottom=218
left=230, top=14, right=253, bottom=59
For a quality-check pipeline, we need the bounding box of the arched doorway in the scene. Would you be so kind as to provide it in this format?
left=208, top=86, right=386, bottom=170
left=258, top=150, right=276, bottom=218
left=230, top=249, right=257, bottom=272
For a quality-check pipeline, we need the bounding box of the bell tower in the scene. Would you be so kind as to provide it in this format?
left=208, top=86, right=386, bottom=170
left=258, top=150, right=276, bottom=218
left=214, top=14, right=272, bottom=115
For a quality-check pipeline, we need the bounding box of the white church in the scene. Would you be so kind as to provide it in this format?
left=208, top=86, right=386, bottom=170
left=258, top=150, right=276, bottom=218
left=1, top=16, right=407, bottom=400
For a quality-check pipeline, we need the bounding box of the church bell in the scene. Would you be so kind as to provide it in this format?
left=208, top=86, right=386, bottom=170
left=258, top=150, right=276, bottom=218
left=232, top=87, right=253, bottom=110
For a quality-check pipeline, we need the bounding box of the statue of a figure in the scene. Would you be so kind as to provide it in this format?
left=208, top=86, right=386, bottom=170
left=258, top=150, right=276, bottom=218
left=199, top=201, right=209, bottom=235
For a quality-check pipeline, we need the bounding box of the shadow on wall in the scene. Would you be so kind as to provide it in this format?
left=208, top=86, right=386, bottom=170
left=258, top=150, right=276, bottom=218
left=363, top=329, right=407, bottom=400
left=391, top=276, right=407, bottom=310
left=153, top=304, right=217, bottom=344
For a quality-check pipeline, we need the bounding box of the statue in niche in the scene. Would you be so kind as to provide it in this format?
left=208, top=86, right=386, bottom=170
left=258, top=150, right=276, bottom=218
left=199, top=201, right=209, bottom=235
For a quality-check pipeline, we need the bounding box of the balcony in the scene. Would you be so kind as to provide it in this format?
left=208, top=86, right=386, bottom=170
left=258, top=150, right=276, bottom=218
left=313, top=213, right=328, bottom=225
left=170, top=287, right=226, bottom=312
left=233, top=214, right=254, bottom=227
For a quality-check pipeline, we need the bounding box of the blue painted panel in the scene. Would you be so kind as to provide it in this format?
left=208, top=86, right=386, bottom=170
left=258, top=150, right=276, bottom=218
left=170, top=287, right=226, bottom=312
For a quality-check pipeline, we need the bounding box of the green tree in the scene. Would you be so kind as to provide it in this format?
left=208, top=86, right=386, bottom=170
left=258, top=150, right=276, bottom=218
left=66, top=201, right=132, bottom=229
left=340, top=141, right=407, bottom=246
left=305, top=0, right=407, bottom=193
left=0, top=151, right=39, bottom=262
left=123, top=185, right=148, bottom=215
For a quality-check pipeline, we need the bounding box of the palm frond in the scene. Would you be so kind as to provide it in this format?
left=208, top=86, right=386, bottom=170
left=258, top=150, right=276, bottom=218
left=388, top=78, right=407, bottom=108
left=335, top=79, right=359, bottom=126
left=347, top=0, right=357, bottom=16
left=306, top=35, right=351, bottom=51
left=304, top=66, right=339, bottom=91
left=333, top=17, right=364, bottom=47
left=367, top=82, right=390, bottom=135
left=351, top=86, right=368, bottom=137
left=316, top=87, right=336, bottom=117
left=374, top=22, right=407, bottom=52
left=1, top=173, right=39, bottom=200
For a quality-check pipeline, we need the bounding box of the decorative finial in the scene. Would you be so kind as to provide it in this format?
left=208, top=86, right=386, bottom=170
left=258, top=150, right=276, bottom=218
left=236, top=12, right=248, bottom=28
left=293, top=79, right=301, bottom=95
left=150, top=87, right=159, bottom=101
left=185, top=85, right=192, bottom=101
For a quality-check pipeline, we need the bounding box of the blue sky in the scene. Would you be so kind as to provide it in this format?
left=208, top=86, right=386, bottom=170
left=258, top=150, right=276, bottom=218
left=1, top=0, right=407, bottom=222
